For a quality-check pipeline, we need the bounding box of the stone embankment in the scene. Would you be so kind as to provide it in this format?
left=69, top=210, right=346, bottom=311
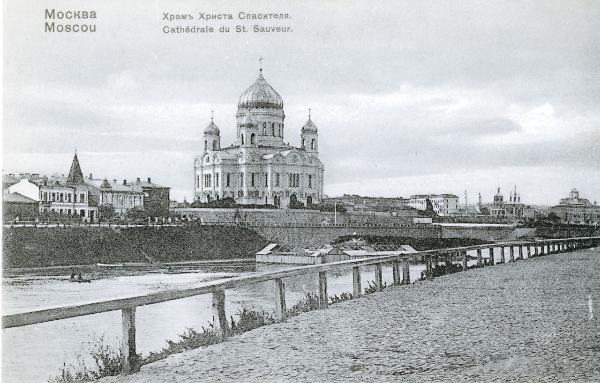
left=2, top=225, right=268, bottom=268
left=101, top=247, right=600, bottom=383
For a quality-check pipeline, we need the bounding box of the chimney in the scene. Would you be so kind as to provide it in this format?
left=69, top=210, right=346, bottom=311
left=89, top=173, right=93, bottom=179
left=147, top=177, right=151, bottom=183
left=136, top=177, right=141, bottom=183
left=123, top=179, right=127, bottom=186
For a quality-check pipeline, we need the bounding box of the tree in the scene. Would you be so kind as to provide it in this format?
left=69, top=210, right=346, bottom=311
left=421, top=198, right=438, bottom=218
left=126, top=206, right=147, bottom=220
left=547, top=212, right=561, bottom=223
left=98, top=204, right=116, bottom=220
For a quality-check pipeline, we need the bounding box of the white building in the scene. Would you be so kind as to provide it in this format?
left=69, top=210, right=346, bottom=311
left=408, top=194, right=459, bottom=216
left=6, top=154, right=98, bottom=221
left=194, top=66, right=324, bottom=208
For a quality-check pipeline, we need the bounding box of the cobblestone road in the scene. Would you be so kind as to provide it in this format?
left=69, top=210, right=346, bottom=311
left=102, top=248, right=600, bottom=383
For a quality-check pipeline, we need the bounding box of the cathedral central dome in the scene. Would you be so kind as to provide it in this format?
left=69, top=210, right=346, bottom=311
left=238, top=71, right=283, bottom=110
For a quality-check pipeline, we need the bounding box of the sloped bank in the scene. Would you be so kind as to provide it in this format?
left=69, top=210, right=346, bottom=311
left=3, top=225, right=269, bottom=269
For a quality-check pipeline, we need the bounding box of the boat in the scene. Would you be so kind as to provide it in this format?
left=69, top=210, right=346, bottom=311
left=69, top=278, right=91, bottom=283
left=96, top=263, right=124, bottom=267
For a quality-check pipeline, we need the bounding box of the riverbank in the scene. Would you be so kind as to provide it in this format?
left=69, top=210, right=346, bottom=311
left=3, top=225, right=269, bottom=269
left=100, top=247, right=600, bottom=383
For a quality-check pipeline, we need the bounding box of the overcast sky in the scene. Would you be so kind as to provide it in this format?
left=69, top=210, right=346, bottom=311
left=3, top=0, right=599, bottom=205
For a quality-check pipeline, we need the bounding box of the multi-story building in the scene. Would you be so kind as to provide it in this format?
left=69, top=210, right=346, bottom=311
left=490, top=186, right=526, bottom=219
left=408, top=194, right=459, bottom=216
left=6, top=153, right=98, bottom=221
left=86, top=177, right=145, bottom=215
left=193, top=65, right=324, bottom=208
left=552, top=188, right=600, bottom=225
left=86, top=176, right=170, bottom=217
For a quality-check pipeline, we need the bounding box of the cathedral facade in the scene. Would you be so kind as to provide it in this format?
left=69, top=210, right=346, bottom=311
left=193, top=67, right=324, bottom=208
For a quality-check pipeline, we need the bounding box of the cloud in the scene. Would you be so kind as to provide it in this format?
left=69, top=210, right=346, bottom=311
left=3, top=0, right=600, bottom=204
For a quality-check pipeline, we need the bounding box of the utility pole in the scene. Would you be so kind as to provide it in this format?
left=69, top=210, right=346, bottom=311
left=334, top=201, right=337, bottom=224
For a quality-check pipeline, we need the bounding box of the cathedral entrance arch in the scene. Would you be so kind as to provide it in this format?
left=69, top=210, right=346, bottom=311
left=274, top=195, right=281, bottom=208
left=289, top=194, right=297, bottom=206
left=306, top=196, right=313, bottom=207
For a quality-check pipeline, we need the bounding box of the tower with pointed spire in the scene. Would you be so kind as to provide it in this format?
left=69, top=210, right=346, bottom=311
left=193, top=60, right=325, bottom=208
left=66, top=152, right=85, bottom=184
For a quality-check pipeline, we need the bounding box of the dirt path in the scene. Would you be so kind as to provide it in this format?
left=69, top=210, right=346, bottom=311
left=101, top=248, right=600, bottom=383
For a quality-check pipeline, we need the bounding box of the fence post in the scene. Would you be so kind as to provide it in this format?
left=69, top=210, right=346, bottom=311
left=533, top=243, right=538, bottom=257
left=425, top=254, right=433, bottom=279
left=392, top=259, right=401, bottom=285
left=476, top=249, right=483, bottom=267
left=462, top=251, right=468, bottom=271
left=445, top=253, right=453, bottom=274
left=375, top=263, right=383, bottom=292
left=402, top=257, right=410, bottom=285
left=500, top=246, right=506, bottom=263
left=273, top=278, right=286, bottom=322
left=121, top=307, right=138, bottom=374
left=319, top=271, right=328, bottom=309
left=353, top=266, right=362, bottom=297
left=212, top=290, right=228, bottom=340
left=509, top=246, right=515, bottom=262
left=527, top=245, right=531, bottom=259
left=489, top=247, right=495, bottom=265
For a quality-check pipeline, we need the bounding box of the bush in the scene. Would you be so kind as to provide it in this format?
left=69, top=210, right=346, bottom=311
left=48, top=335, right=135, bottom=383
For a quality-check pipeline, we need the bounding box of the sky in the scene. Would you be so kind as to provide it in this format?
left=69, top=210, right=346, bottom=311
left=3, top=0, right=599, bottom=205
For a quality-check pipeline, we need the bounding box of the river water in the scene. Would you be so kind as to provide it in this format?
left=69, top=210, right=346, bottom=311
left=2, top=249, right=499, bottom=383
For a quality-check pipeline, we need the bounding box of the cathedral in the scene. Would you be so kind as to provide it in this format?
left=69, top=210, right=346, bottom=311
left=193, top=65, right=324, bottom=208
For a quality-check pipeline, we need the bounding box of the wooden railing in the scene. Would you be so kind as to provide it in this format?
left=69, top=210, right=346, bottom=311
left=2, top=236, right=599, bottom=374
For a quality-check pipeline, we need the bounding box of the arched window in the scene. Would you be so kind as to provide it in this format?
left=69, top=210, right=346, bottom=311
left=204, top=140, right=207, bottom=151
left=271, top=123, right=275, bottom=136
left=251, top=133, right=256, bottom=145
left=212, top=141, right=217, bottom=150
left=241, top=134, right=244, bottom=145
left=262, top=125, right=266, bottom=135
left=311, top=139, right=316, bottom=150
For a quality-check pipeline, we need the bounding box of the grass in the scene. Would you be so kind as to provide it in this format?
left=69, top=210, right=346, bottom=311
left=49, top=291, right=356, bottom=382
left=48, top=336, right=130, bottom=383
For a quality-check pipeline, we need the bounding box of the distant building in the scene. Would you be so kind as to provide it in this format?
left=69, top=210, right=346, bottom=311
left=322, top=194, right=409, bottom=212
left=490, top=186, right=526, bottom=220
left=86, top=177, right=145, bottom=215
left=551, top=188, right=600, bottom=225
left=137, top=177, right=170, bottom=217
left=193, top=65, right=324, bottom=208
left=490, top=187, right=506, bottom=218
left=2, top=192, right=38, bottom=220
left=408, top=194, right=459, bottom=216
left=256, top=239, right=417, bottom=265
left=6, top=153, right=98, bottom=221
left=87, top=176, right=169, bottom=217
left=4, top=152, right=171, bottom=220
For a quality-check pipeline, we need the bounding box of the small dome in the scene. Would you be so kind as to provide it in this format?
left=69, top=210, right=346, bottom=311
left=204, top=120, right=220, bottom=135
left=301, top=118, right=318, bottom=133
left=238, top=71, right=283, bottom=110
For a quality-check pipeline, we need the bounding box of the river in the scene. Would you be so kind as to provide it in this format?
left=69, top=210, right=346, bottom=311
left=2, top=250, right=496, bottom=383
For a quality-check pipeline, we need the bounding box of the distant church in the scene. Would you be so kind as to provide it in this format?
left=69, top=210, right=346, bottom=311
left=193, top=64, right=324, bottom=208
